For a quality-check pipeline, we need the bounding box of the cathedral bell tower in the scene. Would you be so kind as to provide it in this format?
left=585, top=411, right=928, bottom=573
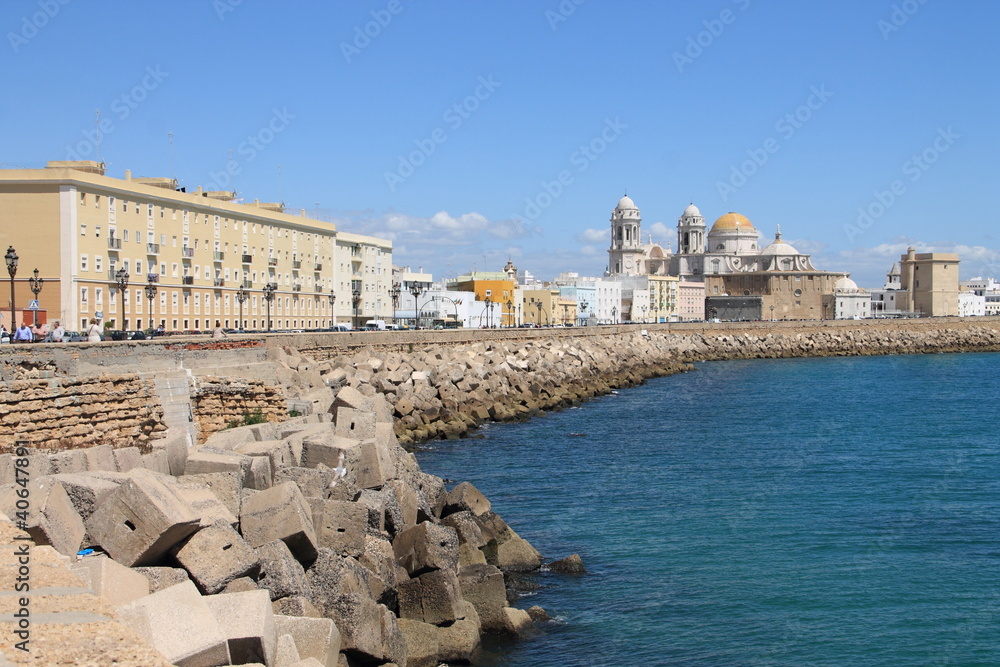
left=608, top=194, right=644, bottom=275
left=677, top=203, right=706, bottom=255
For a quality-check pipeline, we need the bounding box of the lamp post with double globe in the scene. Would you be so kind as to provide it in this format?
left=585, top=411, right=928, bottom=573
left=262, top=283, right=275, bottom=332
left=144, top=281, right=158, bottom=331
left=27, top=268, right=43, bottom=327
left=115, top=266, right=129, bottom=334
left=236, top=285, right=247, bottom=331
left=389, top=282, right=401, bottom=325
left=408, top=283, right=425, bottom=328
left=5, top=246, right=18, bottom=332
left=352, top=286, right=362, bottom=329
left=328, top=289, right=336, bottom=328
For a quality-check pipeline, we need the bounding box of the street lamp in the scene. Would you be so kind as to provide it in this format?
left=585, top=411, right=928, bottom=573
left=328, top=289, right=336, bottom=328
left=236, top=285, right=247, bottom=331
left=389, top=282, right=401, bottom=324
left=144, top=281, right=157, bottom=331
left=115, top=266, right=129, bottom=334
left=505, top=299, right=512, bottom=328
left=27, top=268, right=43, bottom=326
left=352, top=286, right=362, bottom=329
left=484, top=296, right=491, bottom=328
left=770, top=304, right=775, bottom=321
left=536, top=301, right=543, bottom=327
left=5, top=246, right=18, bottom=331
left=262, top=283, right=275, bottom=332
left=641, top=305, right=647, bottom=323
left=611, top=305, right=617, bottom=324
left=408, top=283, right=424, bottom=328
left=579, top=299, right=588, bottom=326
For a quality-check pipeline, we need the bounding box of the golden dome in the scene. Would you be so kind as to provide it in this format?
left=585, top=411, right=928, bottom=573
left=711, top=212, right=755, bottom=232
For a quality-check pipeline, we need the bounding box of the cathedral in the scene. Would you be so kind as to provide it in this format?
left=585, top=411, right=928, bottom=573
left=605, top=194, right=849, bottom=320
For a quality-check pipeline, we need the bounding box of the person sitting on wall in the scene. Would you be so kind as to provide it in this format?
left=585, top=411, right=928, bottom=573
left=212, top=321, right=227, bottom=340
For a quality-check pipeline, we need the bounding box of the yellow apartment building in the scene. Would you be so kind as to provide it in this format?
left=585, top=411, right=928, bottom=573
left=451, top=273, right=516, bottom=327
left=0, top=161, right=391, bottom=332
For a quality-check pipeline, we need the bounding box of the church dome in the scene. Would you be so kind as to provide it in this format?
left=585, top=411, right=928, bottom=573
left=759, top=226, right=797, bottom=256
left=682, top=203, right=701, bottom=218
left=835, top=277, right=858, bottom=290
left=710, top=212, right=755, bottom=233
left=615, top=195, right=638, bottom=211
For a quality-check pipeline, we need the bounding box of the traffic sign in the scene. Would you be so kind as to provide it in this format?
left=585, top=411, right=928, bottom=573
left=27, top=300, right=39, bottom=310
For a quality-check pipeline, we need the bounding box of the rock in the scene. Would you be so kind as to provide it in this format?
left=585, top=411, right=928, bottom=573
left=500, top=606, right=533, bottom=638
left=257, top=539, right=311, bottom=601
left=274, top=615, right=341, bottom=667
left=440, top=481, right=492, bottom=518
left=398, top=568, right=463, bottom=626
left=132, top=566, right=190, bottom=593
left=549, top=553, right=586, bottom=574
left=527, top=605, right=551, bottom=622
left=458, top=564, right=508, bottom=633
left=392, top=522, right=460, bottom=577
left=272, top=596, right=323, bottom=618
left=204, top=589, right=277, bottom=667
left=240, top=482, right=318, bottom=565
left=174, top=523, right=260, bottom=594
left=70, top=554, right=150, bottom=605
left=397, top=618, right=439, bottom=667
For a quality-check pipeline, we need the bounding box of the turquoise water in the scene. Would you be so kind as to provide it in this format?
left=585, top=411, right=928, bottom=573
left=415, top=352, right=1000, bottom=666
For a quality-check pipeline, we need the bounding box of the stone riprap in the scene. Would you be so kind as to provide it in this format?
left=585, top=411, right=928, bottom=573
left=0, top=386, right=545, bottom=665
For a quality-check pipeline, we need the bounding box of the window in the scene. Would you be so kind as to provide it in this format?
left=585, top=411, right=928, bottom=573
left=81, top=287, right=88, bottom=305
left=80, top=224, right=87, bottom=236
left=95, top=195, right=100, bottom=208
left=123, top=230, right=129, bottom=242
left=95, top=256, right=102, bottom=273
left=95, top=226, right=101, bottom=238
left=95, top=288, right=103, bottom=305
left=80, top=255, right=88, bottom=272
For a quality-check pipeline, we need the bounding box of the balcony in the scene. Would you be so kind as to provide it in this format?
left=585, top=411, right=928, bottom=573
left=182, top=276, right=194, bottom=286
left=292, top=284, right=301, bottom=292
left=242, top=280, right=253, bottom=289
left=146, top=273, right=159, bottom=283
left=182, top=247, right=194, bottom=258
left=213, top=251, right=225, bottom=261
left=214, top=278, right=225, bottom=287
left=268, top=257, right=278, bottom=266
left=292, top=260, right=302, bottom=269
left=242, top=254, right=253, bottom=264
left=268, top=282, right=278, bottom=290
left=313, top=262, right=323, bottom=271
left=147, top=243, right=160, bottom=254
left=107, top=238, right=121, bottom=250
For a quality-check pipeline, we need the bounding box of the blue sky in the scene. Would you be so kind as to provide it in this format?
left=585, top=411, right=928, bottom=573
left=2, top=0, right=998, bottom=287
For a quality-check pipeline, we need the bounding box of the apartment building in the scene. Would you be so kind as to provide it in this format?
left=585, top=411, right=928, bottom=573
left=0, top=161, right=391, bottom=332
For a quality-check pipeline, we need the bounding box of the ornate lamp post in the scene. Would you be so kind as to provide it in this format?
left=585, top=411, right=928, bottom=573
left=27, top=268, right=43, bottom=326
left=484, top=296, right=491, bottom=328
left=389, top=282, right=401, bottom=324
left=408, top=283, right=425, bottom=328
left=236, top=285, right=247, bottom=330
left=352, top=286, right=362, bottom=329
left=579, top=299, right=588, bottom=326
left=536, top=301, right=543, bottom=327
left=641, top=305, right=647, bottom=323
left=115, top=266, right=130, bottom=334
left=505, top=299, right=512, bottom=328
left=262, top=283, right=275, bottom=332
left=770, top=304, right=775, bottom=321
left=144, top=281, right=158, bottom=331
left=611, top=305, right=617, bottom=325
left=328, top=289, right=336, bottom=328
left=5, top=246, right=18, bottom=331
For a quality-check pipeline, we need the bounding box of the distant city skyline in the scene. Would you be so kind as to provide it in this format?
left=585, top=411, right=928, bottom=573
left=2, top=0, right=998, bottom=288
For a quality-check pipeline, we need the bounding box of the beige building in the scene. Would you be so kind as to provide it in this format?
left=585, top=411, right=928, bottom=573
left=0, top=161, right=391, bottom=332
left=898, top=247, right=960, bottom=317
left=522, top=289, right=560, bottom=326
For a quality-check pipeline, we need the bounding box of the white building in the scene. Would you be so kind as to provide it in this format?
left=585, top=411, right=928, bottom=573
left=958, top=290, right=986, bottom=317
left=826, top=277, right=871, bottom=319
left=593, top=279, right=623, bottom=324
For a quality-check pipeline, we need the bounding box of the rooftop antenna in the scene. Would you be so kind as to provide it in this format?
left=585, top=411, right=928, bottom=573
left=168, top=131, right=174, bottom=180
left=227, top=149, right=235, bottom=194
left=277, top=164, right=283, bottom=203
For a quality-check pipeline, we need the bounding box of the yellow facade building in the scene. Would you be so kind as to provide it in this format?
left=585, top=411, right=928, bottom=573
left=451, top=274, right=516, bottom=327
left=0, top=161, right=391, bottom=332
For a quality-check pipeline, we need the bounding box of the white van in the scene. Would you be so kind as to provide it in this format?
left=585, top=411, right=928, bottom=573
left=363, top=320, right=386, bottom=331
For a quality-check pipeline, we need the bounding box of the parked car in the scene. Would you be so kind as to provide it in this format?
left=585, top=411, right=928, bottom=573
left=62, top=330, right=86, bottom=342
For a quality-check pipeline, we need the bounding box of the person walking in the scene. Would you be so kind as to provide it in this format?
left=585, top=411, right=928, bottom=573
left=14, top=322, right=33, bottom=343
left=85, top=318, right=103, bottom=342
left=49, top=321, right=64, bottom=342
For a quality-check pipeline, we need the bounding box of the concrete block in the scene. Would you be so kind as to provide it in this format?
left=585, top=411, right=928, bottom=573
left=272, top=596, right=323, bottom=618
left=353, top=490, right=387, bottom=535
left=398, top=569, right=463, bottom=626
left=438, top=609, right=481, bottom=663
left=113, top=446, right=143, bottom=472
left=204, top=589, right=277, bottom=667
left=274, top=615, right=341, bottom=667
left=141, top=448, right=171, bottom=475
left=300, top=434, right=360, bottom=470
left=132, top=565, right=190, bottom=593
left=275, top=633, right=301, bottom=666
left=71, top=554, right=149, bottom=605
left=0, top=453, right=50, bottom=485
left=116, top=580, right=231, bottom=666
left=174, top=522, right=260, bottom=594
left=312, top=499, right=367, bottom=558
left=174, top=480, right=239, bottom=528
left=441, top=481, right=491, bottom=518
left=184, top=448, right=253, bottom=487
left=203, top=424, right=258, bottom=450
left=330, top=385, right=371, bottom=412
left=500, top=606, right=533, bottom=637
left=180, top=471, right=242, bottom=519
left=249, top=421, right=280, bottom=442
left=273, top=466, right=335, bottom=500
left=381, top=604, right=407, bottom=667
left=156, top=432, right=190, bottom=476
left=48, top=449, right=88, bottom=474
left=458, top=563, right=508, bottom=633
left=247, top=455, right=273, bottom=490
left=240, top=482, right=318, bottom=564
left=82, top=444, right=116, bottom=472
left=312, top=593, right=383, bottom=662
left=222, top=576, right=259, bottom=594
left=6, top=479, right=86, bottom=557
left=257, top=539, right=311, bottom=601
left=385, top=479, right=419, bottom=528
left=86, top=470, right=200, bottom=566
left=392, top=521, right=460, bottom=577
left=235, top=439, right=294, bottom=477
left=491, top=531, right=543, bottom=573
left=397, top=618, right=439, bottom=667
left=48, top=472, right=119, bottom=522
left=333, top=407, right=377, bottom=441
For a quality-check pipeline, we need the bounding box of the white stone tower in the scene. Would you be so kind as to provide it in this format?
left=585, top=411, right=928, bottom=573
left=608, top=194, right=645, bottom=275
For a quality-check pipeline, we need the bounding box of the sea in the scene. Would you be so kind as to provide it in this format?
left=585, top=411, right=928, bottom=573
left=415, top=351, right=1000, bottom=666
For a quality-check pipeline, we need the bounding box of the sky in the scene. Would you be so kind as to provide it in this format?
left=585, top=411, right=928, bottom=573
left=2, top=0, right=998, bottom=288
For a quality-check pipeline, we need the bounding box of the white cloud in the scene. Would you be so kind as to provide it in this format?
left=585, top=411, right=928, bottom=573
left=577, top=228, right=607, bottom=243
left=648, top=222, right=671, bottom=242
